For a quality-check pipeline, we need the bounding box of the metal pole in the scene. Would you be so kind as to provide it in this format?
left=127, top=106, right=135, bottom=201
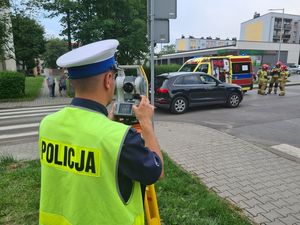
left=278, top=9, right=284, bottom=62
left=150, top=0, right=155, bottom=106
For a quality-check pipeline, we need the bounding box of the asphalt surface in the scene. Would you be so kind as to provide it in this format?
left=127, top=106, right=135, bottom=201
left=1, top=75, right=300, bottom=225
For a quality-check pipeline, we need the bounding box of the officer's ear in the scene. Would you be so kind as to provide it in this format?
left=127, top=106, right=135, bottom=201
left=103, top=71, right=114, bottom=89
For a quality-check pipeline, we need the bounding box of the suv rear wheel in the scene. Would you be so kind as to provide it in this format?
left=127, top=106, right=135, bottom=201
left=227, top=93, right=241, bottom=108
left=171, top=96, right=188, bottom=114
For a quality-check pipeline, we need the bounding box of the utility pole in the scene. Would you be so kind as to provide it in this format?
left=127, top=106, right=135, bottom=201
left=66, top=8, right=72, bottom=51
left=269, top=8, right=285, bottom=62
left=150, top=0, right=155, bottom=106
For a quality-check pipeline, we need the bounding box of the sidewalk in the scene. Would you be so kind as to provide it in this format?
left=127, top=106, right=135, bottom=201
left=1, top=76, right=300, bottom=225
left=155, top=121, right=300, bottom=225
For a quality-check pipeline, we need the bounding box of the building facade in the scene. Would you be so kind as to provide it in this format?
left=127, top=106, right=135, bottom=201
left=155, top=40, right=300, bottom=73
left=176, top=36, right=236, bottom=52
left=240, top=12, right=300, bottom=44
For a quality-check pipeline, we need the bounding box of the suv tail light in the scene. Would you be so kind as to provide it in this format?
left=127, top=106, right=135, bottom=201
left=156, top=88, right=169, bottom=94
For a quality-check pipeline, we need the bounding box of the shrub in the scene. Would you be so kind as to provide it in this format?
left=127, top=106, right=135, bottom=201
left=144, top=64, right=181, bottom=81
left=0, top=71, right=25, bottom=99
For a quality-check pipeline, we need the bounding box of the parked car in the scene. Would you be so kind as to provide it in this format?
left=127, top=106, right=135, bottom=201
left=297, top=65, right=300, bottom=74
left=287, top=64, right=298, bottom=74
left=154, top=72, right=243, bottom=114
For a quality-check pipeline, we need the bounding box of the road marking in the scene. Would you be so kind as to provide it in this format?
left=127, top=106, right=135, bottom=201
left=0, top=123, right=40, bottom=131
left=0, top=112, right=51, bottom=120
left=0, top=131, right=38, bottom=140
left=0, top=108, right=61, bottom=116
left=0, top=105, right=65, bottom=113
left=271, top=143, right=300, bottom=159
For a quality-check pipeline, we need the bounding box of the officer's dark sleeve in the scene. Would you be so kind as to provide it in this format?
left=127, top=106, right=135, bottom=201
left=118, top=127, right=162, bottom=185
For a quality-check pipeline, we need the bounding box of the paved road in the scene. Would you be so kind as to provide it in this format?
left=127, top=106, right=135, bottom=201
left=155, top=85, right=300, bottom=154
left=0, top=105, right=65, bottom=159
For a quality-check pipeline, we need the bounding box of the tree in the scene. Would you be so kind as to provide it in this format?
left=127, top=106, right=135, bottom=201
left=160, top=44, right=176, bottom=55
left=11, top=14, right=45, bottom=72
left=36, top=0, right=148, bottom=65
left=43, top=38, right=68, bottom=69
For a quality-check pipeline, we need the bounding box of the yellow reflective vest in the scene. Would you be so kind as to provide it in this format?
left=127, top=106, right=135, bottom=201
left=39, top=106, right=144, bottom=225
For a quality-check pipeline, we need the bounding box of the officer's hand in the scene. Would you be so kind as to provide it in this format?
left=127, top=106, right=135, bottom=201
left=133, top=95, right=154, bottom=123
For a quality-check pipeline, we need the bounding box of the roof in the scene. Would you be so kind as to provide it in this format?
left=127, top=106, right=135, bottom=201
left=157, top=72, right=206, bottom=78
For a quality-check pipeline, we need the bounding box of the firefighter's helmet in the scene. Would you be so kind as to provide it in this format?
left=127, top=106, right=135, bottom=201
left=262, top=64, right=269, bottom=70
left=280, top=64, right=287, bottom=71
left=276, top=61, right=282, bottom=67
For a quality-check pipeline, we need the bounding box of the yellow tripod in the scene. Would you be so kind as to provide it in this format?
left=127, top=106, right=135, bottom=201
left=132, top=124, right=161, bottom=225
left=144, top=185, right=161, bottom=225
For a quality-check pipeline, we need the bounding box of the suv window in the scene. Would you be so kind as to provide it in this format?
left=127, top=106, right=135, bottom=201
left=173, top=76, right=184, bottom=85
left=174, top=74, right=201, bottom=85
left=154, top=76, right=168, bottom=89
left=200, top=74, right=216, bottom=84
left=184, top=74, right=201, bottom=85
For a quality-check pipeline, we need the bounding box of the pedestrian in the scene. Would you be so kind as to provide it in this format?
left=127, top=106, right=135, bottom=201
left=46, top=74, right=55, bottom=97
left=256, top=64, right=269, bottom=95
left=59, top=70, right=68, bottom=97
left=38, top=39, right=163, bottom=225
left=278, top=64, right=289, bottom=96
left=268, top=61, right=281, bottom=94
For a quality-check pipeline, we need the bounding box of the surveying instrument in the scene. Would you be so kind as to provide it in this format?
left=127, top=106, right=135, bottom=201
left=114, top=65, right=161, bottom=225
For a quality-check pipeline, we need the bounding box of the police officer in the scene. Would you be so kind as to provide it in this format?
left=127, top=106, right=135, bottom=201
left=268, top=61, right=281, bottom=94
left=256, top=64, right=269, bottom=95
left=279, top=64, right=289, bottom=96
left=38, top=39, right=163, bottom=225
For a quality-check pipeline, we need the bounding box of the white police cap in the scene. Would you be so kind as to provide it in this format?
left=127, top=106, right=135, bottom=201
left=56, top=39, right=119, bottom=79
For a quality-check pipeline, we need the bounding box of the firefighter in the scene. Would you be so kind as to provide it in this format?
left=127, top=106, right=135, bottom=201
left=279, top=64, right=289, bottom=96
left=268, top=61, right=281, bottom=94
left=256, top=64, right=269, bottom=95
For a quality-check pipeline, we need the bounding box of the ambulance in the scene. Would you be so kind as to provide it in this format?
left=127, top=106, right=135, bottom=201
left=178, top=55, right=254, bottom=92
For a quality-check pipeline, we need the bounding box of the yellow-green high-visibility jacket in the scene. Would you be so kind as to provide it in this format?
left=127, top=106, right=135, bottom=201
left=39, top=106, right=144, bottom=225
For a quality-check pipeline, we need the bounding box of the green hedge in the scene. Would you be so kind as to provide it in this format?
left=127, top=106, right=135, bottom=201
left=0, top=71, right=25, bottom=99
left=144, top=64, right=181, bottom=81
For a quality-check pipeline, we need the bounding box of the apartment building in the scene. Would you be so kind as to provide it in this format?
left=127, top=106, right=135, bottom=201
left=176, top=36, right=236, bottom=52
left=240, top=12, right=300, bottom=44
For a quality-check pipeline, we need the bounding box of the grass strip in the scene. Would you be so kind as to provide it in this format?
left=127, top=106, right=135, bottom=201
left=0, top=157, right=40, bottom=225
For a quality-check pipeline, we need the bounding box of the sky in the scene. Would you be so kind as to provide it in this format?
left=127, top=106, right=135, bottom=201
left=40, top=0, right=300, bottom=45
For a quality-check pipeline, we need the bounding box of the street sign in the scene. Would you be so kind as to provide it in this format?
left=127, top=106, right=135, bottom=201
left=153, top=20, right=169, bottom=43
left=147, top=0, right=176, bottom=43
left=154, top=0, right=177, bottom=19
